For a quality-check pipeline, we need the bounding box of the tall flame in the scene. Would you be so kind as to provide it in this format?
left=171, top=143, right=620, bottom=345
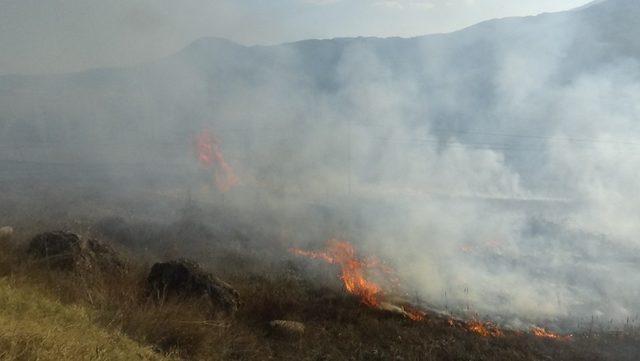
left=195, top=129, right=239, bottom=192
left=290, top=239, right=425, bottom=320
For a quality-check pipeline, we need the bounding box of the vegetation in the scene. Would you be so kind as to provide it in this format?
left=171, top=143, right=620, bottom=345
left=0, top=212, right=637, bottom=361
left=0, top=276, right=172, bottom=361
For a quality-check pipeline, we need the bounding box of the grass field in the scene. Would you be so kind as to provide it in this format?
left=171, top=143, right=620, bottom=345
left=0, top=192, right=638, bottom=361
left=0, top=276, right=174, bottom=361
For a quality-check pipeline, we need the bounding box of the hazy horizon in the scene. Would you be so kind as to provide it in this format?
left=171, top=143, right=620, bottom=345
left=0, top=0, right=592, bottom=75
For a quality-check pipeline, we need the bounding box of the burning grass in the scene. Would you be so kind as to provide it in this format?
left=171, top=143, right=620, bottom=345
left=195, top=129, right=239, bottom=192
left=465, top=319, right=505, bottom=338
left=0, top=214, right=632, bottom=361
left=531, top=327, right=573, bottom=341
left=290, top=238, right=577, bottom=342
left=290, top=239, right=429, bottom=321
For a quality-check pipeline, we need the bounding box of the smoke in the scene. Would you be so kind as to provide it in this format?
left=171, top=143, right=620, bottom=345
left=2, top=0, right=640, bottom=330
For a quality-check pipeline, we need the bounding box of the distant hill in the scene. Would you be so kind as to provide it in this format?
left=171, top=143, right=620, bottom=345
left=0, top=0, right=638, bottom=191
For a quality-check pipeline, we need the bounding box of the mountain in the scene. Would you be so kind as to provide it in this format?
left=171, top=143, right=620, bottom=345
left=0, top=0, right=638, bottom=191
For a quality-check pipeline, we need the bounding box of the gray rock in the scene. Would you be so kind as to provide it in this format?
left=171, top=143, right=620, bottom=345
left=147, top=259, right=240, bottom=314
left=0, top=226, right=13, bottom=240
left=27, top=231, right=125, bottom=273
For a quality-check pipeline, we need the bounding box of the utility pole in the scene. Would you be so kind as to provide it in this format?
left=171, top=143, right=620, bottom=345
left=348, top=116, right=352, bottom=197
left=347, top=116, right=354, bottom=237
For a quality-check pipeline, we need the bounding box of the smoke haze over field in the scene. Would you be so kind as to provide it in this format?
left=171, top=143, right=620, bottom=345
left=2, top=0, right=640, bottom=330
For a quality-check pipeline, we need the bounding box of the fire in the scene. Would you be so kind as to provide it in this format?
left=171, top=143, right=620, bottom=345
left=398, top=303, right=427, bottom=322
left=290, top=239, right=382, bottom=307
left=466, top=319, right=504, bottom=337
left=290, top=240, right=575, bottom=339
left=290, top=239, right=425, bottom=321
left=530, top=327, right=572, bottom=341
left=195, top=129, right=239, bottom=192
left=464, top=323, right=570, bottom=340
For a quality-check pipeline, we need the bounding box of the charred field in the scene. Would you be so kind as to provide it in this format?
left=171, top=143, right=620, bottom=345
left=1, top=174, right=639, bottom=361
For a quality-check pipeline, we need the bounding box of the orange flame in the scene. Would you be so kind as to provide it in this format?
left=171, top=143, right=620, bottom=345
left=399, top=303, right=427, bottom=321
left=466, top=319, right=504, bottom=337
left=290, top=239, right=424, bottom=320
left=290, top=239, right=381, bottom=307
left=530, top=327, right=572, bottom=341
left=195, top=129, right=239, bottom=192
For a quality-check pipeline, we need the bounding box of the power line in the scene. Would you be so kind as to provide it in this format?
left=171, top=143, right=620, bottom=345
left=4, top=122, right=640, bottom=167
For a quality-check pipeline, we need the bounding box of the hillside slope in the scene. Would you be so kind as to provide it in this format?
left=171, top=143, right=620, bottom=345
left=1, top=211, right=639, bottom=361
left=0, top=277, right=172, bottom=361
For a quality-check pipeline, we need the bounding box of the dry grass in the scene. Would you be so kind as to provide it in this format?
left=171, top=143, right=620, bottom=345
left=0, top=217, right=636, bottom=361
left=0, top=277, right=173, bottom=361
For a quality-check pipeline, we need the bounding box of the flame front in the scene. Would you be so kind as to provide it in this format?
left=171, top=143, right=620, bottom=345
left=466, top=319, right=504, bottom=337
left=195, top=129, right=239, bottom=192
left=530, top=327, right=572, bottom=341
left=290, top=239, right=424, bottom=320
left=290, top=239, right=381, bottom=307
left=290, top=239, right=577, bottom=339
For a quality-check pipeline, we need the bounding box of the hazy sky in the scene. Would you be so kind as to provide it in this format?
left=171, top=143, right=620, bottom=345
left=0, top=0, right=592, bottom=75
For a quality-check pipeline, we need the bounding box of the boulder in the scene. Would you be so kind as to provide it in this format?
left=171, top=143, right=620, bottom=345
left=27, top=231, right=125, bottom=272
left=147, top=259, right=239, bottom=314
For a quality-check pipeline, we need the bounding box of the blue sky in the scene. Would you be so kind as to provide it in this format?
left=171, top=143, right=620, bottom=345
left=0, top=0, right=592, bottom=74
